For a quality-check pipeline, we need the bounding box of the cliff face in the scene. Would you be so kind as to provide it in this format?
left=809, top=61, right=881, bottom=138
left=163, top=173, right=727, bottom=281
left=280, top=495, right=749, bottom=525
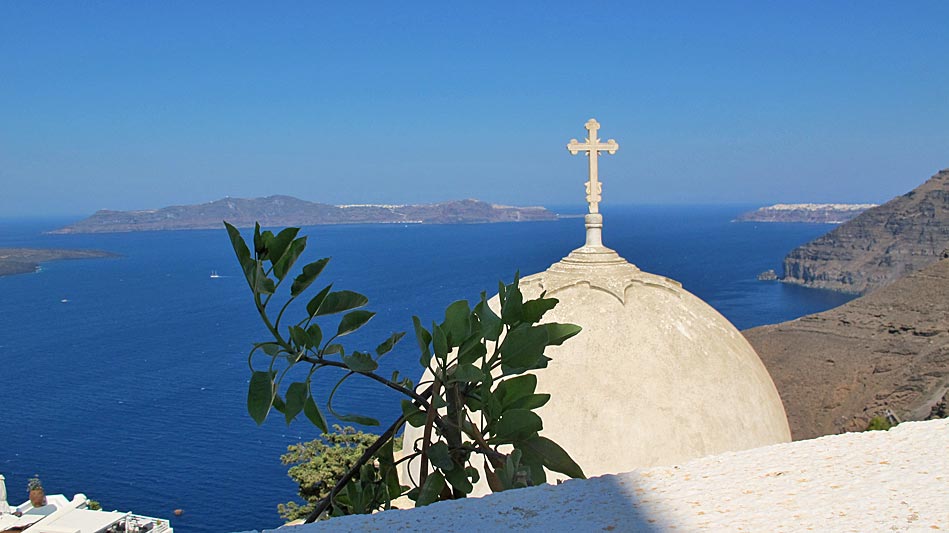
left=745, top=252, right=949, bottom=440
left=50, top=197, right=558, bottom=234
left=781, top=169, right=949, bottom=294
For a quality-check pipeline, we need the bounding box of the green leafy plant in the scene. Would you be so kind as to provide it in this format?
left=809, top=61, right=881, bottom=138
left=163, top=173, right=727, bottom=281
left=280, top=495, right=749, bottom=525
left=26, top=476, right=43, bottom=493
left=226, top=222, right=586, bottom=521
left=866, top=416, right=894, bottom=431
left=278, top=425, right=391, bottom=521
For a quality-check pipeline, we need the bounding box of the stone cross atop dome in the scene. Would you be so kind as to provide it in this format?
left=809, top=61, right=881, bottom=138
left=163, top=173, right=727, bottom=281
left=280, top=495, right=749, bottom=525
left=562, top=119, right=627, bottom=266
left=567, top=118, right=619, bottom=216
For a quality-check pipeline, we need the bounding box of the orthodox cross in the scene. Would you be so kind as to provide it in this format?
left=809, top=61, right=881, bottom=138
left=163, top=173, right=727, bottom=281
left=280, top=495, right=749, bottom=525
left=566, top=118, right=619, bottom=214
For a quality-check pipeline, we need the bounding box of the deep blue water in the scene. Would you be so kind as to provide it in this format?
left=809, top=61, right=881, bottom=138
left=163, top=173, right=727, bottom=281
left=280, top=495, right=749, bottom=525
left=0, top=206, right=853, bottom=533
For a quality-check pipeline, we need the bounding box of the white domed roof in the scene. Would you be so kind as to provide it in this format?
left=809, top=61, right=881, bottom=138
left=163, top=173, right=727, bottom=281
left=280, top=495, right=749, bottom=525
left=497, top=221, right=791, bottom=481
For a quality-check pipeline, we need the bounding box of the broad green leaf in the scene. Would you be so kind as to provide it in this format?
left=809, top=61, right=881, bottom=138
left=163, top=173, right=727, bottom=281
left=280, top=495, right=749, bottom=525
left=289, top=325, right=310, bottom=349
left=457, top=336, right=487, bottom=365
left=444, top=465, right=473, bottom=495
left=306, top=324, right=323, bottom=349
left=303, top=395, right=328, bottom=433
left=544, top=323, right=582, bottom=346
left=252, top=263, right=276, bottom=295
left=495, top=374, right=537, bottom=408
left=290, top=257, right=330, bottom=297
left=521, top=454, right=547, bottom=486
left=341, top=351, right=378, bottom=372
left=376, top=438, right=402, bottom=501
left=518, top=436, right=586, bottom=479
left=224, top=222, right=252, bottom=269
left=491, top=408, right=542, bottom=443
left=336, top=310, right=375, bottom=337
left=336, top=413, right=380, bottom=427
left=426, top=442, right=454, bottom=471
left=267, top=227, right=300, bottom=266
left=475, top=296, right=503, bottom=341
left=284, top=382, right=307, bottom=424
left=522, top=297, right=558, bottom=324
left=271, top=393, right=286, bottom=414
left=500, top=285, right=524, bottom=325
left=485, top=393, right=503, bottom=424
left=416, top=471, right=445, bottom=506
left=273, top=236, right=306, bottom=280
left=400, top=399, right=427, bottom=427
left=448, top=363, right=482, bottom=384
left=499, top=325, right=548, bottom=369
left=432, top=324, right=448, bottom=365
left=441, top=300, right=471, bottom=347
left=259, top=342, right=281, bottom=356
left=253, top=223, right=265, bottom=257
left=316, top=290, right=369, bottom=316
left=466, top=466, right=480, bottom=484
left=507, top=393, right=550, bottom=411
left=413, top=316, right=432, bottom=367
left=247, top=370, right=276, bottom=425
left=306, top=284, right=333, bottom=317
left=323, top=343, right=344, bottom=356
left=375, top=331, right=406, bottom=357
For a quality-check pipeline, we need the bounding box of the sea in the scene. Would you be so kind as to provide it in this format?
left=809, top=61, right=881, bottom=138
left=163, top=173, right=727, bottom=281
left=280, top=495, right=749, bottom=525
left=0, top=205, right=854, bottom=533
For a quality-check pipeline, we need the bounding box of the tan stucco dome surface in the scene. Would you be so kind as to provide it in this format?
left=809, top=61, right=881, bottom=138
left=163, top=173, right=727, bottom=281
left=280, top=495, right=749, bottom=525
left=401, top=215, right=791, bottom=493
left=502, top=235, right=792, bottom=481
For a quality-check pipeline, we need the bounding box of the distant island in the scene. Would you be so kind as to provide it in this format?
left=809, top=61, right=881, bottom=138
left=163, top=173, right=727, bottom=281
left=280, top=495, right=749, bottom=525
left=50, top=196, right=559, bottom=234
left=734, top=203, right=877, bottom=224
left=0, top=248, right=116, bottom=277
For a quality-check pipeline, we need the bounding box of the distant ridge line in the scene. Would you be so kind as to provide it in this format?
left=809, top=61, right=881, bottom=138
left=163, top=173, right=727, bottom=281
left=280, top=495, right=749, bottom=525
left=49, top=196, right=560, bottom=234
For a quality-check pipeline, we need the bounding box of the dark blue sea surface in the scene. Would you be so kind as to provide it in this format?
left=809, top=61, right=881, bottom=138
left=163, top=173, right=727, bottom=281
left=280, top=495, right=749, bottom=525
left=0, top=206, right=853, bottom=533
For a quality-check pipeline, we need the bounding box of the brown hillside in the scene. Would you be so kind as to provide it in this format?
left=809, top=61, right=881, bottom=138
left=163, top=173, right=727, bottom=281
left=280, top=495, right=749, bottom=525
left=745, top=252, right=949, bottom=440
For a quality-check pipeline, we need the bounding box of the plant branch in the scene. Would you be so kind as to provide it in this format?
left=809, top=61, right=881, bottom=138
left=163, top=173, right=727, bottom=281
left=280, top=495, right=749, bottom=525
left=303, top=384, right=433, bottom=524
left=299, top=356, right=434, bottom=411
left=417, top=379, right=442, bottom=490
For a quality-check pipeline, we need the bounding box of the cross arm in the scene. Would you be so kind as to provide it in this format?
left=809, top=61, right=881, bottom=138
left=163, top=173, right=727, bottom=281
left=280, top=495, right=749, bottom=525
left=566, top=139, right=620, bottom=155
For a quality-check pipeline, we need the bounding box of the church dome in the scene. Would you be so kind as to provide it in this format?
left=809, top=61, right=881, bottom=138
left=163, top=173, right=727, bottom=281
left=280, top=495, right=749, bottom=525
left=400, top=119, right=790, bottom=494
left=486, top=221, right=792, bottom=481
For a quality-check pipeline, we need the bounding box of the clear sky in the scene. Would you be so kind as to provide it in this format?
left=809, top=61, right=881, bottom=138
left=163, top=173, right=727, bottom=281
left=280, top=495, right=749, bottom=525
left=1, top=2, right=947, bottom=216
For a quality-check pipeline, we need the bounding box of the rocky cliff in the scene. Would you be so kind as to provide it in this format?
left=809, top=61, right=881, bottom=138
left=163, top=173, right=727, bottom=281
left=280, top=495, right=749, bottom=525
left=781, top=169, right=949, bottom=294
left=50, top=197, right=558, bottom=234
left=745, top=251, right=949, bottom=440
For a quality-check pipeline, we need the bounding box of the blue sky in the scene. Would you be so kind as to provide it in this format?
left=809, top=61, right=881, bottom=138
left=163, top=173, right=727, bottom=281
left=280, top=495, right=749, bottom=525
left=1, top=2, right=947, bottom=216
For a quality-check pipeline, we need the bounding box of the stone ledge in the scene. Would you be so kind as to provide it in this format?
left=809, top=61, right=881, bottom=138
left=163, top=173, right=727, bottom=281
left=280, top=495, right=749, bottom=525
left=258, top=419, right=948, bottom=532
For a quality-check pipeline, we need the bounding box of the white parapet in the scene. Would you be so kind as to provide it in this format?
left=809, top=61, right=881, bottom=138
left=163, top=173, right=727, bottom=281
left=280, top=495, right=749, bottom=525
left=268, top=419, right=948, bottom=532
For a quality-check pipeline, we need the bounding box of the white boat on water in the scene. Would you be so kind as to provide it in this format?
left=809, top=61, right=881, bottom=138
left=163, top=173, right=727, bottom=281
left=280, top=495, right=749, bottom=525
left=0, top=474, right=172, bottom=533
left=209, top=270, right=221, bottom=279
